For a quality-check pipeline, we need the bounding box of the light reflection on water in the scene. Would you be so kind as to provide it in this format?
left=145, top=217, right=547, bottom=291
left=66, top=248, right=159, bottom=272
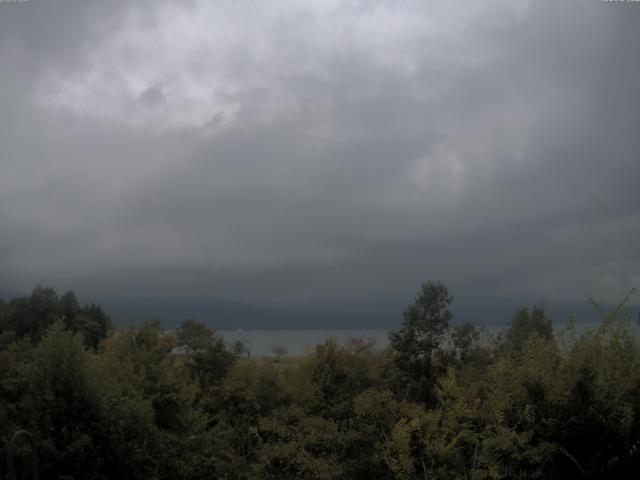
left=217, top=321, right=639, bottom=357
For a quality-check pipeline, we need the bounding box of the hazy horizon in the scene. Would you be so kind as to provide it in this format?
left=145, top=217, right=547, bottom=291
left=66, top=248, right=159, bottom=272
left=5, top=286, right=635, bottom=331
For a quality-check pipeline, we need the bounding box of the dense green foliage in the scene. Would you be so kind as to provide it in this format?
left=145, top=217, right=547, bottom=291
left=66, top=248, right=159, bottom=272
left=1, top=285, right=639, bottom=479
left=0, top=286, right=110, bottom=349
left=389, top=281, right=453, bottom=405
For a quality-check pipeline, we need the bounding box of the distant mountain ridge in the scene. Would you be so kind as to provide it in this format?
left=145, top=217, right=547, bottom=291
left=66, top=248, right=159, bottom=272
left=96, top=295, right=638, bottom=330
left=2, top=289, right=636, bottom=330
left=97, top=297, right=405, bottom=330
left=0, top=290, right=25, bottom=301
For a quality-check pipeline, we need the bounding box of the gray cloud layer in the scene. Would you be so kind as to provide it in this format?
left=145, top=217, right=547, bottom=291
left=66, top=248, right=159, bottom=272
left=1, top=0, right=639, bottom=305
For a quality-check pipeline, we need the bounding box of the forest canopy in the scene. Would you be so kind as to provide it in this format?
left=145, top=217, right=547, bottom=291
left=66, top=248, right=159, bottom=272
left=1, top=284, right=639, bottom=479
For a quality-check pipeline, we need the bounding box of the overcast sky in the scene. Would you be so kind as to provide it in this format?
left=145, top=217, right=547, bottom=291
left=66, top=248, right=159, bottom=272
left=0, top=0, right=638, bottom=306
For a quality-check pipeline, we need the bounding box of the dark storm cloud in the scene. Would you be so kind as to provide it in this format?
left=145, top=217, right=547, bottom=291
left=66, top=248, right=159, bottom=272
left=0, top=0, right=638, bottom=305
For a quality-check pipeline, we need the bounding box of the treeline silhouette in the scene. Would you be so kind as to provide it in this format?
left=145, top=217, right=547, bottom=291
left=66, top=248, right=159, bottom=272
left=0, top=283, right=638, bottom=479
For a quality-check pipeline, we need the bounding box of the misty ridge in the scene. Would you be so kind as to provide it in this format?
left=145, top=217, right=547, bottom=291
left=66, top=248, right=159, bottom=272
left=1, top=0, right=640, bottom=478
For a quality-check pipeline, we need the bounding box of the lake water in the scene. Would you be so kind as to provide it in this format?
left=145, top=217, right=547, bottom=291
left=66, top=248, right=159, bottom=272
left=218, top=321, right=640, bottom=357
